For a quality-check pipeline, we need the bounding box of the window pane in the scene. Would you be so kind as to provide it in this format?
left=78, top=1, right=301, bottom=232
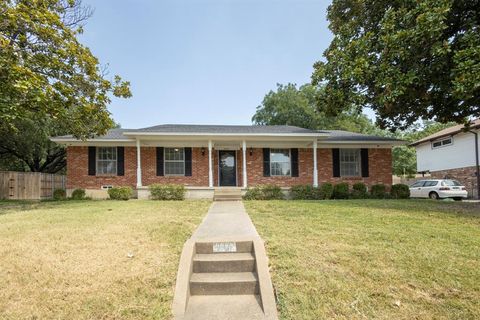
left=339, top=149, right=360, bottom=177
left=164, top=147, right=185, bottom=175
left=96, top=147, right=117, bottom=175
left=270, top=149, right=291, bottom=176
left=443, top=180, right=461, bottom=186
left=165, top=161, right=185, bottom=175
left=165, top=148, right=184, bottom=161
left=270, top=149, right=290, bottom=162
left=411, top=181, right=425, bottom=187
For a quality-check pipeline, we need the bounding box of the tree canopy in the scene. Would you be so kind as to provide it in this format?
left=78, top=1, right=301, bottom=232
left=0, top=115, right=67, bottom=173
left=0, top=0, right=131, bottom=139
left=312, top=0, right=479, bottom=130
left=252, top=83, right=379, bottom=134
left=252, top=83, right=456, bottom=177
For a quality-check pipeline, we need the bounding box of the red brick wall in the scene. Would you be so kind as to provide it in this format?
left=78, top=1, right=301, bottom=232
left=141, top=147, right=209, bottom=186
left=66, top=146, right=137, bottom=189
left=316, top=148, right=392, bottom=187
left=245, top=148, right=313, bottom=187
left=66, top=146, right=210, bottom=189
left=66, top=146, right=393, bottom=189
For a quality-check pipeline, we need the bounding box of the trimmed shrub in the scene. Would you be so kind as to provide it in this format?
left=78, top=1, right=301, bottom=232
left=319, top=182, right=334, bottom=200
left=351, top=182, right=367, bottom=198
left=390, top=184, right=410, bottom=199
left=71, top=188, right=86, bottom=200
left=243, top=187, right=262, bottom=200
left=290, top=185, right=321, bottom=200
left=149, top=184, right=186, bottom=200
left=108, top=186, right=133, bottom=200
left=53, top=188, right=66, bottom=200
left=333, top=182, right=350, bottom=199
left=244, top=185, right=284, bottom=200
left=370, top=184, right=387, bottom=199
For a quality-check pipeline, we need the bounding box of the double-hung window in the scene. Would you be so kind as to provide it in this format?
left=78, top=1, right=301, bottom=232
left=270, top=149, right=291, bottom=176
left=164, top=148, right=185, bottom=175
left=339, top=149, right=361, bottom=177
left=96, top=147, right=117, bottom=175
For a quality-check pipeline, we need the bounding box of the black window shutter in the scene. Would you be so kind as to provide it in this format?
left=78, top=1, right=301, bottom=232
left=361, top=148, right=369, bottom=177
left=88, top=147, right=96, bottom=176
left=184, top=147, right=192, bottom=176
left=263, top=148, right=270, bottom=177
left=156, top=147, right=164, bottom=176
left=332, top=148, right=340, bottom=177
left=291, top=148, right=299, bottom=177
left=117, top=147, right=125, bottom=176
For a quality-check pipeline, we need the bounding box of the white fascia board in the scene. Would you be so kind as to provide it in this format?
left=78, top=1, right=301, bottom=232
left=50, top=139, right=136, bottom=146
left=319, top=140, right=405, bottom=146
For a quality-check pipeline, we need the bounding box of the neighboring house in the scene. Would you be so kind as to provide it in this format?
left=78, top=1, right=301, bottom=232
left=411, top=119, right=480, bottom=199
left=51, top=124, right=403, bottom=199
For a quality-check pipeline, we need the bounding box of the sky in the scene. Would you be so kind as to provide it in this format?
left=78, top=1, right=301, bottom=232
left=80, top=0, right=335, bottom=128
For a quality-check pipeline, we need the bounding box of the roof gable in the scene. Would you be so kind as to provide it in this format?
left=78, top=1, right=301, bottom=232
left=411, top=119, right=480, bottom=146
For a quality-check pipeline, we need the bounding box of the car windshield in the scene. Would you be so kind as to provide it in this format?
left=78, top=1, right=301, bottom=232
left=410, top=181, right=424, bottom=187
left=442, top=180, right=462, bottom=186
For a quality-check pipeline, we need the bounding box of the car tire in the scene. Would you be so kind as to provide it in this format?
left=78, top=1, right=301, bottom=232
left=429, top=192, right=439, bottom=200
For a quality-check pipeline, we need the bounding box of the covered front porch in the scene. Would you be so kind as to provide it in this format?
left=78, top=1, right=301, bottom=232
left=128, top=133, right=322, bottom=189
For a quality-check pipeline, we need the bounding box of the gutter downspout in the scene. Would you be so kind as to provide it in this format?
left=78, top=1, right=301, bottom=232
left=468, top=130, right=480, bottom=199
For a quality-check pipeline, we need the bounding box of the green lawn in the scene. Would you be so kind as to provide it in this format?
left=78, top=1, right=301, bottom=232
left=0, top=200, right=210, bottom=320
left=245, top=200, right=480, bottom=320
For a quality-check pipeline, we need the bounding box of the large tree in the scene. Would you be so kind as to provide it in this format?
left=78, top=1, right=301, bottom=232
left=0, top=115, right=67, bottom=173
left=252, top=83, right=379, bottom=134
left=312, top=0, right=479, bottom=130
left=0, top=0, right=131, bottom=139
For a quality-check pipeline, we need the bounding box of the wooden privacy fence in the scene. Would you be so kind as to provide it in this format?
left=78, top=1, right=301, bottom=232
left=0, top=171, right=66, bottom=200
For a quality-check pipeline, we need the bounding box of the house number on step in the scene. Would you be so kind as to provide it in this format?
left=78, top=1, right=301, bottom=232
left=213, top=242, right=237, bottom=253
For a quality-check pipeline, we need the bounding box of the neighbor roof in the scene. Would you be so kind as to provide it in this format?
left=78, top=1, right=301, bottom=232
left=410, top=119, right=480, bottom=146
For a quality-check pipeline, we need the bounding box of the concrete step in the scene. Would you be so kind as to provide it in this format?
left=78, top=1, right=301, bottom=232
left=214, top=197, right=243, bottom=201
left=184, top=295, right=265, bottom=320
left=214, top=189, right=242, bottom=194
left=214, top=193, right=242, bottom=199
left=190, top=272, right=259, bottom=295
left=193, top=253, right=255, bottom=273
left=195, top=241, right=253, bottom=254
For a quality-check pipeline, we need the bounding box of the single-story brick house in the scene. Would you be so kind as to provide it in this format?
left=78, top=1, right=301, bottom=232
left=51, top=124, right=403, bottom=199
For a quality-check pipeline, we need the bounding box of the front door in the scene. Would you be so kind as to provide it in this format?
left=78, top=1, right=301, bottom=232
left=219, top=150, right=236, bottom=186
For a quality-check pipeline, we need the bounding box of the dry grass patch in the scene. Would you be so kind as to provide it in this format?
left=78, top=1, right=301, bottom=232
left=246, top=200, right=480, bottom=320
left=0, top=200, right=210, bottom=319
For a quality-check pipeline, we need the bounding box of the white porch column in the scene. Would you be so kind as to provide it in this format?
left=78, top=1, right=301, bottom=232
left=313, top=139, right=318, bottom=187
left=242, top=140, right=247, bottom=188
left=208, top=140, right=213, bottom=188
left=136, top=139, right=142, bottom=187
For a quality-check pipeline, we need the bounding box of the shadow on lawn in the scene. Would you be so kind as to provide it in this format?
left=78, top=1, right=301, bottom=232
left=0, top=199, right=83, bottom=214
left=316, top=199, right=480, bottom=217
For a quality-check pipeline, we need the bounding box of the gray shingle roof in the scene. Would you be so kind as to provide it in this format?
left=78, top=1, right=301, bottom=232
left=135, top=124, right=317, bottom=134
left=53, top=129, right=134, bottom=140
left=51, top=125, right=403, bottom=143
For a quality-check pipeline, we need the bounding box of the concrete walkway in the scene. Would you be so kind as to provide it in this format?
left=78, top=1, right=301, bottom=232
left=191, top=201, right=259, bottom=240
left=173, top=201, right=278, bottom=320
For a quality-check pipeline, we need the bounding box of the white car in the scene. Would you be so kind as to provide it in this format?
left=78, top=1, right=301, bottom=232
left=409, top=179, right=468, bottom=200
